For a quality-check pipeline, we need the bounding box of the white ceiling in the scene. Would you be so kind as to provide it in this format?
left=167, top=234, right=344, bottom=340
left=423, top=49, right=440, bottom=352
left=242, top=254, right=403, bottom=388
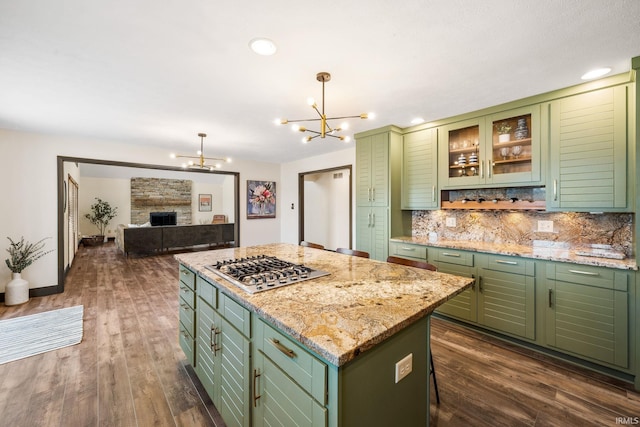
left=1, top=1, right=639, bottom=164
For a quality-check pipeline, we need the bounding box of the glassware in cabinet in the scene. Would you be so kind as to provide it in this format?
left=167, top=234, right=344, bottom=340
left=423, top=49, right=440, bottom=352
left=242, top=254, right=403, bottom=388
left=491, top=113, right=533, bottom=177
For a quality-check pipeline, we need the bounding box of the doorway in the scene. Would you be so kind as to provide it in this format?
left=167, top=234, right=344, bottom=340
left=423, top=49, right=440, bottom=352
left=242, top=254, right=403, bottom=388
left=298, top=165, right=352, bottom=251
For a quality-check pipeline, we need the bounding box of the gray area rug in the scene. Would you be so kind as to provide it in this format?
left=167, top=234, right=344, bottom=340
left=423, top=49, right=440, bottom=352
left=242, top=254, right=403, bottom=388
left=0, top=305, right=84, bottom=365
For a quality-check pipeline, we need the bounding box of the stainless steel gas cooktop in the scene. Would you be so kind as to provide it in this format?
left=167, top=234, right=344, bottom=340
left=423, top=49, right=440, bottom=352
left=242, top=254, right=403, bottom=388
left=205, top=255, right=330, bottom=293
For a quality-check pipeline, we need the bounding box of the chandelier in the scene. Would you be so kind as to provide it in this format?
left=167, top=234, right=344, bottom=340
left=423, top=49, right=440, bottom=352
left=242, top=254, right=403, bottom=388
left=275, top=72, right=373, bottom=143
left=170, top=133, right=231, bottom=171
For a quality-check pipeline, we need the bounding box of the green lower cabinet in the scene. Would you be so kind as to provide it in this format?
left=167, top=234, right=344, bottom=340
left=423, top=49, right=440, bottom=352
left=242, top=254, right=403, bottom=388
left=253, top=351, right=327, bottom=427
left=431, top=248, right=477, bottom=322
left=195, top=276, right=251, bottom=427
left=545, top=263, right=630, bottom=369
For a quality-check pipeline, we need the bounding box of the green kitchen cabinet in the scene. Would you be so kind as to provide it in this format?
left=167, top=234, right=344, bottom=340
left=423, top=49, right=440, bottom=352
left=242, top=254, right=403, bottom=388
left=355, top=126, right=403, bottom=261
left=546, top=84, right=631, bottom=211
left=356, top=207, right=388, bottom=261
left=356, top=131, right=390, bottom=207
left=545, top=262, right=631, bottom=369
left=430, top=247, right=478, bottom=322
left=389, top=240, right=428, bottom=261
left=195, top=275, right=251, bottom=427
left=401, top=127, right=438, bottom=209
left=253, top=318, right=328, bottom=427
left=178, top=264, right=196, bottom=366
left=430, top=249, right=537, bottom=341
left=477, top=255, right=536, bottom=340
left=439, top=105, right=542, bottom=189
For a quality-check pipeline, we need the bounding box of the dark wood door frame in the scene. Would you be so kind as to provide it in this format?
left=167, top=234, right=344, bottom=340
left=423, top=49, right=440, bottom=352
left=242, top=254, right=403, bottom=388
left=298, top=165, right=352, bottom=248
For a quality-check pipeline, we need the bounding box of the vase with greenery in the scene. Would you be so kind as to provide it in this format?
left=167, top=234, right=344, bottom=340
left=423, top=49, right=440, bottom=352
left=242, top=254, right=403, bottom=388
left=496, top=122, right=512, bottom=143
left=85, top=198, right=118, bottom=243
left=4, top=236, right=53, bottom=305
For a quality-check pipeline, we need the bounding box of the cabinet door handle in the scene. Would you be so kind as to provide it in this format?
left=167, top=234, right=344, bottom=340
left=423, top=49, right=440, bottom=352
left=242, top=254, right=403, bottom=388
left=478, top=277, right=483, bottom=293
left=271, top=338, right=296, bottom=358
left=372, top=187, right=376, bottom=202
left=553, top=179, right=558, bottom=201
left=548, top=289, right=553, bottom=308
left=372, top=213, right=375, bottom=226
left=495, top=260, right=518, bottom=265
left=568, top=269, right=600, bottom=276
left=367, top=188, right=372, bottom=202
left=479, top=160, right=484, bottom=178
left=487, top=160, right=492, bottom=178
left=442, top=252, right=460, bottom=258
left=432, top=185, right=436, bottom=203
left=471, top=274, right=475, bottom=291
left=367, top=212, right=372, bottom=227
left=210, top=324, right=221, bottom=355
left=253, top=369, right=261, bottom=407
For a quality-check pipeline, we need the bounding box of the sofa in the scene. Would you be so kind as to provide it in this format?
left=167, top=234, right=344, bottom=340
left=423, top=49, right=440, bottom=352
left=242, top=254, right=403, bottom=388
left=115, top=222, right=235, bottom=256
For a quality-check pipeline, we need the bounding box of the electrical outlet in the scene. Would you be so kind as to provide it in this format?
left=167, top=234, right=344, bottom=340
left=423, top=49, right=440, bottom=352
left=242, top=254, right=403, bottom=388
left=395, top=353, right=413, bottom=383
left=446, top=217, right=456, bottom=227
left=538, top=220, right=554, bottom=233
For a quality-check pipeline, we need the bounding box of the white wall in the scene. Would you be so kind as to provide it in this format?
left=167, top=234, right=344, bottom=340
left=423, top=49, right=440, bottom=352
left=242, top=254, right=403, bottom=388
left=79, top=177, right=130, bottom=236
left=0, top=128, right=281, bottom=291
left=280, top=147, right=356, bottom=245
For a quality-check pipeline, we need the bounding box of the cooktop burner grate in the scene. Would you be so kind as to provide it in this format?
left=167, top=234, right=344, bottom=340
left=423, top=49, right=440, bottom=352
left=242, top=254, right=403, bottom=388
left=205, top=255, right=330, bottom=293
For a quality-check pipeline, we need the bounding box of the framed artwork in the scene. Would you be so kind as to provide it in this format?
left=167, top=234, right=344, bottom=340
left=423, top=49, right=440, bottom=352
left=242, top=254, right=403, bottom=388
left=247, top=180, right=276, bottom=219
left=198, top=194, right=212, bottom=212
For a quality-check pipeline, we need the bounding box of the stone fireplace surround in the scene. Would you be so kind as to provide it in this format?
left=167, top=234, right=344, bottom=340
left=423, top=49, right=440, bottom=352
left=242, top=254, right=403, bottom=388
left=130, top=177, right=192, bottom=225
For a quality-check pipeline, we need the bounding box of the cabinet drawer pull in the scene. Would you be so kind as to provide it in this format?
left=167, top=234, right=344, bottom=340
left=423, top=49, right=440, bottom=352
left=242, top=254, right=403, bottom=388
left=253, top=369, right=261, bottom=407
left=271, top=338, right=296, bottom=358
left=442, top=252, right=460, bottom=258
left=180, top=286, right=190, bottom=293
left=401, top=247, right=416, bottom=251
left=568, top=269, right=600, bottom=276
left=495, top=260, right=518, bottom=265
left=180, top=302, right=189, bottom=309
left=180, top=268, right=190, bottom=275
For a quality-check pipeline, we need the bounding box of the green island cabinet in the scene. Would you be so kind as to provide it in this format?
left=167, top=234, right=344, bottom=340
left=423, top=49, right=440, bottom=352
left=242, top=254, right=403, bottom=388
left=181, top=264, right=434, bottom=427
left=178, top=265, right=197, bottom=366
left=355, top=126, right=404, bottom=261
left=439, top=105, right=543, bottom=189
left=546, top=84, right=633, bottom=212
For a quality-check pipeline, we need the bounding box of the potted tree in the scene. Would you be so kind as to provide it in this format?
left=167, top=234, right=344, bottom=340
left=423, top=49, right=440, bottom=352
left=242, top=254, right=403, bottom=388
left=84, top=197, right=118, bottom=245
left=4, top=236, right=53, bottom=305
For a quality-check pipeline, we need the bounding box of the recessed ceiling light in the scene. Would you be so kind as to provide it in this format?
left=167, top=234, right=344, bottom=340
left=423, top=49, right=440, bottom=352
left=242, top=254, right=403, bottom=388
left=581, top=67, right=612, bottom=80
left=249, top=38, right=277, bottom=56
left=411, top=117, right=425, bottom=125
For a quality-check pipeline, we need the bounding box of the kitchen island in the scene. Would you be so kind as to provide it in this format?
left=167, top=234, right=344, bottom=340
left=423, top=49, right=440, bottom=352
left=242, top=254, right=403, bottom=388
left=175, top=243, right=474, bottom=427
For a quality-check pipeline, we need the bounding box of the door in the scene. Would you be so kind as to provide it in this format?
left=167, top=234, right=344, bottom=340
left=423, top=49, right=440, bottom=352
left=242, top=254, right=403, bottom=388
left=299, top=166, right=352, bottom=251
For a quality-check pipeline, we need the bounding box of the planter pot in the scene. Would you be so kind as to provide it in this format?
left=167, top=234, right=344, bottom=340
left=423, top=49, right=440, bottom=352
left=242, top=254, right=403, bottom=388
left=83, top=235, right=105, bottom=246
left=498, top=133, right=510, bottom=143
left=5, top=272, right=29, bottom=306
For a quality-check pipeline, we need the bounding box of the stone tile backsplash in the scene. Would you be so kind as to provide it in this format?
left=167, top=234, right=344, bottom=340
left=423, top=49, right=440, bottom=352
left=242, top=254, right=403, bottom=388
left=412, top=210, right=634, bottom=257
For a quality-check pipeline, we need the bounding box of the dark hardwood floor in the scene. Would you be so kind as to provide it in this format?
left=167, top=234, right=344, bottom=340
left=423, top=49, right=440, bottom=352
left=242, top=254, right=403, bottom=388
left=1, top=242, right=638, bottom=426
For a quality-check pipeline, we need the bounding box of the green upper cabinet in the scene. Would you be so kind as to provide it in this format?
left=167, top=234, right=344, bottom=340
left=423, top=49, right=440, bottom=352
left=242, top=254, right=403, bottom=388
left=439, top=105, right=542, bottom=189
left=546, top=85, right=631, bottom=211
left=356, top=132, right=389, bottom=207
left=401, top=127, right=438, bottom=209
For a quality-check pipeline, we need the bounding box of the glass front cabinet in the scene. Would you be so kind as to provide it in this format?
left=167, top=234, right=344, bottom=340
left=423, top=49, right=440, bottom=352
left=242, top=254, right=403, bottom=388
left=439, top=105, right=542, bottom=188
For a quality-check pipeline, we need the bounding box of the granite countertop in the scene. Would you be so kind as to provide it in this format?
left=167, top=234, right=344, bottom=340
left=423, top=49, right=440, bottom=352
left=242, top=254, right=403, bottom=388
left=391, top=236, right=638, bottom=271
left=175, top=243, right=474, bottom=366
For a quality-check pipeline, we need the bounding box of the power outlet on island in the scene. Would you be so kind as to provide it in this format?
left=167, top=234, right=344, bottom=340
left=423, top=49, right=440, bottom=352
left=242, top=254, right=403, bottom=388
left=395, top=353, right=413, bottom=383
left=538, top=220, right=554, bottom=233
left=445, top=217, right=456, bottom=227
